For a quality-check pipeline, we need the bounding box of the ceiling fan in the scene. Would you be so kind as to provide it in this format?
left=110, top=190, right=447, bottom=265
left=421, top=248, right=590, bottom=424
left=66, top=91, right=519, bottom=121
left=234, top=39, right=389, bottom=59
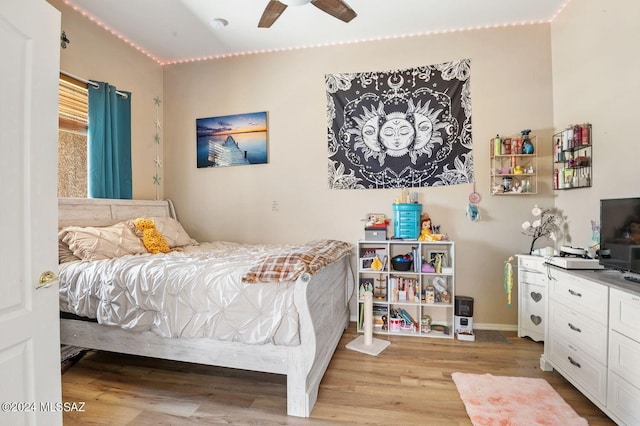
left=258, top=0, right=357, bottom=28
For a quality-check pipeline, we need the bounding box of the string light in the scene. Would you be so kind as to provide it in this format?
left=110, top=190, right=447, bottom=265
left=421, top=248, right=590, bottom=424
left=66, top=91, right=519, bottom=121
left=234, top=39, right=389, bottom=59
left=63, top=0, right=161, bottom=63
left=64, top=0, right=571, bottom=66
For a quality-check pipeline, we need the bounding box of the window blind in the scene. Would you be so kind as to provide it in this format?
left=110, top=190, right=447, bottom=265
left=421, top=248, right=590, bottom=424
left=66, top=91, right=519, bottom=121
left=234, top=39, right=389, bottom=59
left=59, top=73, right=88, bottom=133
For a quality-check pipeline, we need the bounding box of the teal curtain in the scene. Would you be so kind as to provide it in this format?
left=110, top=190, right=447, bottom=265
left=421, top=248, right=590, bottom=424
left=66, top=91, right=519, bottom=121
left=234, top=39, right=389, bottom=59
left=88, top=81, right=132, bottom=199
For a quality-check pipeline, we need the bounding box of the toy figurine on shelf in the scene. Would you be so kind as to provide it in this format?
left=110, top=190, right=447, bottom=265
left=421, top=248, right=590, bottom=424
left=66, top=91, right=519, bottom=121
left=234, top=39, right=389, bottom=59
left=418, top=216, right=432, bottom=241
left=371, top=254, right=384, bottom=271
left=434, top=254, right=443, bottom=273
left=418, top=213, right=445, bottom=241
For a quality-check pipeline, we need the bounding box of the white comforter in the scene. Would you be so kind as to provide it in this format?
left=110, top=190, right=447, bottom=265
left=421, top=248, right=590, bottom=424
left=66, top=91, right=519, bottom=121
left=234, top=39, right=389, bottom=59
left=59, top=242, right=302, bottom=346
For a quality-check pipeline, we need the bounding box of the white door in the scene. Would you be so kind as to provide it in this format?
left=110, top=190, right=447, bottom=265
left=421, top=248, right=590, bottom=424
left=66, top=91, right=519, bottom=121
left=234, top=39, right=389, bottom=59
left=0, top=0, right=62, bottom=425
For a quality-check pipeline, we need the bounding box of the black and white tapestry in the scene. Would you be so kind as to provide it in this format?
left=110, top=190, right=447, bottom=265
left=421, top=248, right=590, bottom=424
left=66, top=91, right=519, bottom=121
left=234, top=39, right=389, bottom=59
left=326, top=59, right=473, bottom=189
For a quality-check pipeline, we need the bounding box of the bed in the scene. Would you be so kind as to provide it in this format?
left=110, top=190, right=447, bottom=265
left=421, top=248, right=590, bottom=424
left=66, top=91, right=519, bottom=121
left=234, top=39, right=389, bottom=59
left=57, top=197, right=354, bottom=417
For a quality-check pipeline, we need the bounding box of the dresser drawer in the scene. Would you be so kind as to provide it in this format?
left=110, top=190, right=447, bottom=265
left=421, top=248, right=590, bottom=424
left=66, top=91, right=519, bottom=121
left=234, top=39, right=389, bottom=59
left=549, top=300, right=608, bottom=363
left=520, top=268, right=546, bottom=286
left=607, top=371, right=640, bottom=426
left=548, top=334, right=607, bottom=405
left=519, top=256, right=546, bottom=270
left=549, top=270, right=608, bottom=323
left=609, top=330, right=640, bottom=389
left=518, top=257, right=547, bottom=285
left=520, top=285, right=546, bottom=317
left=520, top=284, right=545, bottom=331
left=396, top=211, right=419, bottom=220
left=610, top=288, right=640, bottom=342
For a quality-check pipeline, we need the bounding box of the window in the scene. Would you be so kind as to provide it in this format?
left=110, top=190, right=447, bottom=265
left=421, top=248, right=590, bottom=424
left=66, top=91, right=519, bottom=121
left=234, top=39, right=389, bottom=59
left=58, top=74, right=88, bottom=197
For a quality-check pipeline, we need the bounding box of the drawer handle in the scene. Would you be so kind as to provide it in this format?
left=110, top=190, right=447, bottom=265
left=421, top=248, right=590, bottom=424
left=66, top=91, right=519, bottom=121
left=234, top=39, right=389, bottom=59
left=568, top=356, right=581, bottom=368
left=568, top=289, right=582, bottom=297
left=567, top=323, right=581, bottom=333
left=530, top=292, right=542, bottom=303
left=530, top=315, right=542, bottom=326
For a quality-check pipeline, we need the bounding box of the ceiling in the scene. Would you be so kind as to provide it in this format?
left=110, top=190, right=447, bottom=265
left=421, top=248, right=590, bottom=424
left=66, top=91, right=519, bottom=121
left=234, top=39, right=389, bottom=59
left=63, top=0, right=569, bottom=65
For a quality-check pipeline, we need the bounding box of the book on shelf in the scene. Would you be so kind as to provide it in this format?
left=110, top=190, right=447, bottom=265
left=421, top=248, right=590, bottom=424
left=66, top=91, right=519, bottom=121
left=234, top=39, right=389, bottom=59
left=413, top=245, right=421, bottom=272
left=372, top=304, right=387, bottom=328
left=389, top=276, right=419, bottom=303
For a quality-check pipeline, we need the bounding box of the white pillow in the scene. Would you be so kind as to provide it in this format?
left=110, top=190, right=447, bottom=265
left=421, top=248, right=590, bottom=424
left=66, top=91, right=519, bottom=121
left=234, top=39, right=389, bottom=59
left=58, top=229, right=81, bottom=264
left=62, top=222, right=147, bottom=261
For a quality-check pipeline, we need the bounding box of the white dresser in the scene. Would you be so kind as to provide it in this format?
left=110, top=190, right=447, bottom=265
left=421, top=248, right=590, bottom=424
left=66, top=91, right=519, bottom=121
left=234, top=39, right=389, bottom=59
left=516, top=255, right=548, bottom=342
left=543, top=267, right=640, bottom=425
left=546, top=269, right=609, bottom=405
left=608, top=287, right=640, bottom=425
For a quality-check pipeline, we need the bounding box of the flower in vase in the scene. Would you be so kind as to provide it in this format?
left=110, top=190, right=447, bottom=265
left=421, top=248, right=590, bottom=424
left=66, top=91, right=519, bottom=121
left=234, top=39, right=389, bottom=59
left=521, top=205, right=558, bottom=254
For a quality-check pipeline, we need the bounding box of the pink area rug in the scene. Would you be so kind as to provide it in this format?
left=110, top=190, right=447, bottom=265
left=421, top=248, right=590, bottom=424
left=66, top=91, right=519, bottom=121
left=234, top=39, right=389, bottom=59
left=452, top=373, right=587, bottom=426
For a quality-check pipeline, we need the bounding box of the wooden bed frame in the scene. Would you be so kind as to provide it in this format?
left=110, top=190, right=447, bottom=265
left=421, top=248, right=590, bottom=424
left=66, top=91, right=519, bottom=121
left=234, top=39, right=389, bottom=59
left=58, top=197, right=354, bottom=417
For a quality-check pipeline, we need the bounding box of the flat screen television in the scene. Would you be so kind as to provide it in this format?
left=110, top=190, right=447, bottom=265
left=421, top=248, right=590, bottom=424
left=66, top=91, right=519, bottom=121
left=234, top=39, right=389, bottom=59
left=599, top=197, right=640, bottom=278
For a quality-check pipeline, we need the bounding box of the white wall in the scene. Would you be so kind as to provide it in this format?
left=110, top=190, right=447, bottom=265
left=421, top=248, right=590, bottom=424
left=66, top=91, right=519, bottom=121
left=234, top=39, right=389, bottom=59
left=46, top=0, right=640, bottom=328
left=49, top=0, right=164, bottom=200
left=551, top=0, right=640, bottom=249
left=163, top=25, right=556, bottom=327
left=54, top=0, right=630, bottom=327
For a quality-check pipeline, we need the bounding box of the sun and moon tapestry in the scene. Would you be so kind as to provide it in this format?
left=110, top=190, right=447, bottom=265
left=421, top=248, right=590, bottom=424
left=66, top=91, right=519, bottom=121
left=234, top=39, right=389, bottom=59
left=326, top=59, right=473, bottom=189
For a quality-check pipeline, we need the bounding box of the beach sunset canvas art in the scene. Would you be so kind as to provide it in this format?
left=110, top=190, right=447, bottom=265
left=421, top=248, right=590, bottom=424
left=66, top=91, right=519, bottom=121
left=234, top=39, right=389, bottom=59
left=196, top=111, right=268, bottom=168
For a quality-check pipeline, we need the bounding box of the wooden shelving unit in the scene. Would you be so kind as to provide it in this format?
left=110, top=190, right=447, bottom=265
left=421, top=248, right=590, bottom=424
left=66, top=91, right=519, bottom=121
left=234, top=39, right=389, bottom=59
left=490, top=135, right=537, bottom=195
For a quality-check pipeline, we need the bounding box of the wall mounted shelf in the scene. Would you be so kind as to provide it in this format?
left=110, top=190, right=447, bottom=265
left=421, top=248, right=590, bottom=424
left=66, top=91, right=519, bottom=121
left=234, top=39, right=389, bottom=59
left=553, top=124, right=592, bottom=190
left=490, top=134, right=537, bottom=195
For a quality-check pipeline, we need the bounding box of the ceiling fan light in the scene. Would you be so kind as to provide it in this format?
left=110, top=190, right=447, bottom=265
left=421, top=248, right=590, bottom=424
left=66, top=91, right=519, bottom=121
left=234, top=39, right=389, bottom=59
left=280, top=0, right=312, bottom=6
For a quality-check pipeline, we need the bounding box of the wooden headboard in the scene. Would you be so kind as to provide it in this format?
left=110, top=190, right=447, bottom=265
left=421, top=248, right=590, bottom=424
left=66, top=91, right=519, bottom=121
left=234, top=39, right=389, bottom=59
left=58, top=198, right=176, bottom=228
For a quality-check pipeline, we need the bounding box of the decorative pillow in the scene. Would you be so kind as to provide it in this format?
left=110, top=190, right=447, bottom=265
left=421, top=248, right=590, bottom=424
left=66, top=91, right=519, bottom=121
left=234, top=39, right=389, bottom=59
left=131, top=216, right=197, bottom=248
left=58, top=229, right=81, bottom=264
left=62, top=222, right=147, bottom=261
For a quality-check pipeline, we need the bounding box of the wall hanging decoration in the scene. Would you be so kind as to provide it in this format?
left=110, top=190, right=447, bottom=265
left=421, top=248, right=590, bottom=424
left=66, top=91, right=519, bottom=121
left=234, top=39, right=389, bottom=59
left=466, top=182, right=481, bottom=222
left=60, top=31, right=70, bottom=49
left=326, top=59, right=473, bottom=189
left=196, top=112, right=268, bottom=168
left=153, top=96, right=162, bottom=200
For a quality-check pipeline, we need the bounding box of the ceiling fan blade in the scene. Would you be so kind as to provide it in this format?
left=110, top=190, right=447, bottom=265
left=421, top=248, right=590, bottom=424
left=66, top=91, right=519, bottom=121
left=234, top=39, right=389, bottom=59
left=311, top=0, right=357, bottom=23
left=258, top=0, right=288, bottom=28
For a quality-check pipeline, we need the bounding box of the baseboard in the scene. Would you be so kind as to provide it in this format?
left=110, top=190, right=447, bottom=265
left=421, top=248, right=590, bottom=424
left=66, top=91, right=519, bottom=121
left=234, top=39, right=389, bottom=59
left=472, top=323, right=517, bottom=331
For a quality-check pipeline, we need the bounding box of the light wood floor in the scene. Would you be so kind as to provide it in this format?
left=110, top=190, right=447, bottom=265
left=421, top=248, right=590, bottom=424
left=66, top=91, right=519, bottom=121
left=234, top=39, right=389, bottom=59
left=61, top=323, right=615, bottom=425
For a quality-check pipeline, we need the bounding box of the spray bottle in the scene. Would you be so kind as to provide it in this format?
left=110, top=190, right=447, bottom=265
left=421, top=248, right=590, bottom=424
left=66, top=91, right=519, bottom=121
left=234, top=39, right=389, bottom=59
left=493, top=134, right=501, bottom=156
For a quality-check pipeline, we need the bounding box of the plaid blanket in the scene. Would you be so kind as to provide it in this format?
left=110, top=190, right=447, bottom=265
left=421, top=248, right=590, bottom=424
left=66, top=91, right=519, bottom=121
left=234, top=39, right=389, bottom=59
left=242, top=239, right=353, bottom=283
